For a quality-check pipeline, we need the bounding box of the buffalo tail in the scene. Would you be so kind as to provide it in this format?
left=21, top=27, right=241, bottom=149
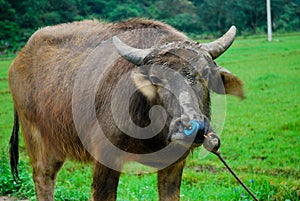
left=9, top=108, right=20, bottom=181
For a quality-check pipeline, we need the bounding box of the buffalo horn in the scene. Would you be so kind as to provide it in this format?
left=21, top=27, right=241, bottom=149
left=112, top=36, right=153, bottom=66
left=202, top=26, right=236, bottom=59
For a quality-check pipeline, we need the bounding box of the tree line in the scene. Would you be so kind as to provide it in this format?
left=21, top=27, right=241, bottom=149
left=1, top=0, right=299, bottom=53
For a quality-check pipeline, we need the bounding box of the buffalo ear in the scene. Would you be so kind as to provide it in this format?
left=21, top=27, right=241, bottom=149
left=210, top=68, right=245, bottom=99
left=131, top=69, right=157, bottom=101
left=221, top=71, right=245, bottom=99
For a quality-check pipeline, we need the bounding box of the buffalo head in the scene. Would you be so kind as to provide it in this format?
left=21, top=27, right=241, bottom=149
left=112, top=26, right=244, bottom=148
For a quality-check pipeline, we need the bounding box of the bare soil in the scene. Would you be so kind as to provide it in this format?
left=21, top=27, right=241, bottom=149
left=0, top=196, right=28, bottom=201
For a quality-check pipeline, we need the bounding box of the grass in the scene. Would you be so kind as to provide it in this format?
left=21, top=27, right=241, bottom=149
left=0, top=33, right=299, bottom=200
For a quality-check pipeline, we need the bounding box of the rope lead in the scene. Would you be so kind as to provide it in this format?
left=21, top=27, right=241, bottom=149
left=203, top=133, right=259, bottom=201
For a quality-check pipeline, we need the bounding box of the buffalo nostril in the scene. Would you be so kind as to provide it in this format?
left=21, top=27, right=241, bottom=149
left=174, top=119, right=212, bottom=144
left=167, top=133, right=172, bottom=142
left=182, top=119, right=211, bottom=144
left=181, top=121, right=192, bottom=128
left=183, top=120, right=199, bottom=136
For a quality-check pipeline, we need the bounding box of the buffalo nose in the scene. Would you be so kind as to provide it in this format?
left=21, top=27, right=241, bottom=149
left=183, top=120, right=199, bottom=136
left=183, top=119, right=210, bottom=143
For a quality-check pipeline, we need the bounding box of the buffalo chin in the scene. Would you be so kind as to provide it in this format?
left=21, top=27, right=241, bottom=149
left=168, top=132, right=203, bottom=149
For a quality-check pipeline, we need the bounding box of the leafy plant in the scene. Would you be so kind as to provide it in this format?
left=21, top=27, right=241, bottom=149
left=1, top=0, right=300, bottom=54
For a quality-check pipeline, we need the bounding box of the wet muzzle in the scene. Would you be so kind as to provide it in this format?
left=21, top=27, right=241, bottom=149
left=183, top=119, right=212, bottom=144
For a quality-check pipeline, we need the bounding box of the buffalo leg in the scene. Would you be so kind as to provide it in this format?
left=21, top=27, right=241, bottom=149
left=32, top=158, right=64, bottom=201
left=92, top=162, right=121, bottom=201
left=21, top=120, right=65, bottom=201
left=157, top=160, right=186, bottom=201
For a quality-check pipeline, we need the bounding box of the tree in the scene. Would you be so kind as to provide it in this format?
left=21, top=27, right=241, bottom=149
left=0, top=0, right=300, bottom=54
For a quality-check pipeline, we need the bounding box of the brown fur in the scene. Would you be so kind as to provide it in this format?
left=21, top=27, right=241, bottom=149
left=8, top=19, right=190, bottom=201
left=8, top=19, right=243, bottom=201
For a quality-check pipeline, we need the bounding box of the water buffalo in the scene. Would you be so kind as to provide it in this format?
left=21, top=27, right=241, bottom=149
left=8, top=19, right=244, bottom=201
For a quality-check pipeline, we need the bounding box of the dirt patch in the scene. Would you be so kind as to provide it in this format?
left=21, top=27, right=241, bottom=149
left=0, top=196, right=28, bottom=201
left=189, top=164, right=220, bottom=173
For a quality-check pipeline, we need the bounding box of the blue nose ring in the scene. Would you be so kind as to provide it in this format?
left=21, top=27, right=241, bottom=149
left=183, top=120, right=200, bottom=136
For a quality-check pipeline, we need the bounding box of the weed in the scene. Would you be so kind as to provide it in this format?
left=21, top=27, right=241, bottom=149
left=0, top=33, right=299, bottom=200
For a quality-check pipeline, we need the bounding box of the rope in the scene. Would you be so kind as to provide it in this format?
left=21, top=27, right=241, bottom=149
left=213, top=151, right=259, bottom=201
left=203, top=133, right=259, bottom=201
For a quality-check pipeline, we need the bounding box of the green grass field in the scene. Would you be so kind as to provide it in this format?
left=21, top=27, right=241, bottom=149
left=0, top=33, right=299, bottom=201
